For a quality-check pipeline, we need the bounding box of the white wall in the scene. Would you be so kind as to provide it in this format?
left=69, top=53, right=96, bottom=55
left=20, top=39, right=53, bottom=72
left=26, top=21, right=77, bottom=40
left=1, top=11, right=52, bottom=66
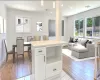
left=0, top=2, right=6, bottom=18
left=65, top=7, right=100, bottom=42
left=0, top=2, right=6, bottom=39
left=0, top=2, right=7, bottom=67
left=7, top=8, right=58, bottom=51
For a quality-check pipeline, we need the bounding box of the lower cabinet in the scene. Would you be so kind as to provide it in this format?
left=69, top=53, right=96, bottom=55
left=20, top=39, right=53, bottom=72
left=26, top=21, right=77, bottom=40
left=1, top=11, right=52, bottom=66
left=46, top=61, right=62, bottom=79
left=35, top=55, right=46, bottom=80
left=32, top=46, right=62, bottom=80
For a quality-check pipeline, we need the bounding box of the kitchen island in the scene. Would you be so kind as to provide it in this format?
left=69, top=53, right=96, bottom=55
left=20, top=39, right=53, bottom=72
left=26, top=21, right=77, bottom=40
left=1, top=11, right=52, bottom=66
left=31, top=40, right=66, bottom=80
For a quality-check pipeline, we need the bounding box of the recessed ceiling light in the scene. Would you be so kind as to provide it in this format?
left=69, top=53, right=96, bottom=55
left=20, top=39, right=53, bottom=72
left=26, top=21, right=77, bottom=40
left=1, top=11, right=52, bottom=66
left=61, top=4, right=63, bottom=7
left=41, top=0, right=44, bottom=6
left=53, top=1, right=55, bottom=8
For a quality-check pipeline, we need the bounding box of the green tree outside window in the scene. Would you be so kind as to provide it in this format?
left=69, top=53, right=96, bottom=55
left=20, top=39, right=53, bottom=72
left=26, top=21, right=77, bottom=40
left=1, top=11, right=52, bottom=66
left=87, top=18, right=92, bottom=27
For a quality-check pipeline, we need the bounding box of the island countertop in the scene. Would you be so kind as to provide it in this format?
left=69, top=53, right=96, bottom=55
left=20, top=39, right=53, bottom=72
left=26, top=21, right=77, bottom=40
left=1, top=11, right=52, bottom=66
left=31, top=40, right=67, bottom=47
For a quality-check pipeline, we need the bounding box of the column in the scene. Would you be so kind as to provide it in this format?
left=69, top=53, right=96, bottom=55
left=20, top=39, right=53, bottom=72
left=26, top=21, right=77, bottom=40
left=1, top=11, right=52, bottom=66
left=56, top=0, right=61, bottom=41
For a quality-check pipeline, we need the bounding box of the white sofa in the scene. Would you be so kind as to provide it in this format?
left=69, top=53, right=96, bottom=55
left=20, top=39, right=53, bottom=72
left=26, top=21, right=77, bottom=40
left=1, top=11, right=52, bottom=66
left=68, top=38, right=95, bottom=59
left=72, top=44, right=88, bottom=59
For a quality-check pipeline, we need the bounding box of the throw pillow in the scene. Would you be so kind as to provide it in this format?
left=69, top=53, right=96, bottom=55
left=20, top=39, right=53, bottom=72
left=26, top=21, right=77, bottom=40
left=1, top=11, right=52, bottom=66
left=79, top=39, right=86, bottom=46
left=79, top=39, right=88, bottom=47
left=69, top=37, right=74, bottom=43
left=75, top=38, right=78, bottom=42
left=88, top=41, right=92, bottom=44
left=84, top=40, right=89, bottom=47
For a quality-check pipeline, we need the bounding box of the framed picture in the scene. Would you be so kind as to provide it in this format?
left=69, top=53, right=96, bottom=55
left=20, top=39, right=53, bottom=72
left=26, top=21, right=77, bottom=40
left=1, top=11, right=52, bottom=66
left=24, top=18, right=30, bottom=32
left=16, top=17, right=23, bottom=25
left=37, top=22, right=42, bottom=31
left=23, top=18, right=28, bottom=24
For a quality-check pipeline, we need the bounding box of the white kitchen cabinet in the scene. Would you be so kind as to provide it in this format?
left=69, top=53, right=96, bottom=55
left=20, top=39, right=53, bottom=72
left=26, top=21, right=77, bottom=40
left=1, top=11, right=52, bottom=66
left=32, top=47, right=46, bottom=80
left=35, top=55, right=45, bottom=80
left=46, top=61, right=62, bottom=78
left=31, top=41, right=66, bottom=80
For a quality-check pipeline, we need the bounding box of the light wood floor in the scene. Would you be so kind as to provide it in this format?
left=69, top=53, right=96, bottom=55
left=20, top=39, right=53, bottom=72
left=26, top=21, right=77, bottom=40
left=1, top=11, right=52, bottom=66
left=0, top=52, right=94, bottom=80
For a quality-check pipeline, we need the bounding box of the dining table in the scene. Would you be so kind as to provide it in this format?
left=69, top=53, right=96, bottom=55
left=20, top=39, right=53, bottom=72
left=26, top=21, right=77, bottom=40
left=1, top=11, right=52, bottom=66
left=12, top=42, right=31, bottom=63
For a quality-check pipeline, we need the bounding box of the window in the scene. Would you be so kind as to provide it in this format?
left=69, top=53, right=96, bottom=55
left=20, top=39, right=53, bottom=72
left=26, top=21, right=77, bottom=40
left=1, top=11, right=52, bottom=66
left=16, top=17, right=30, bottom=33
left=86, top=18, right=93, bottom=37
left=93, top=16, right=100, bottom=37
left=79, top=20, right=84, bottom=36
left=75, top=20, right=79, bottom=36
left=0, top=16, right=6, bottom=33
left=75, top=19, right=84, bottom=37
left=86, top=16, right=100, bottom=37
left=74, top=16, right=100, bottom=38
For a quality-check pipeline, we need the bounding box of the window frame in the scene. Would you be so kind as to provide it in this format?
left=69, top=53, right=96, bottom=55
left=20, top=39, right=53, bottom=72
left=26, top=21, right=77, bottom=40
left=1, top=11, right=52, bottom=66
left=93, top=16, right=100, bottom=38
left=85, top=17, right=93, bottom=38
left=74, top=19, right=84, bottom=38
left=74, top=15, right=100, bottom=39
left=85, top=16, right=100, bottom=38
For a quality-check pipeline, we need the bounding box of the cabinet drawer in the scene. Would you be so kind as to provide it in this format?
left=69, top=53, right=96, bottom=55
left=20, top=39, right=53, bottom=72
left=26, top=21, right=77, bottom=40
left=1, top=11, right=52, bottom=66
left=35, top=47, right=46, bottom=56
left=46, top=61, right=62, bottom=78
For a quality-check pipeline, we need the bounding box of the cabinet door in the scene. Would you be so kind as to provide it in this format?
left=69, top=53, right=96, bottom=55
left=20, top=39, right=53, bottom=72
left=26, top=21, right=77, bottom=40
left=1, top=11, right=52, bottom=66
left=35, top=55, right=45, bottom=80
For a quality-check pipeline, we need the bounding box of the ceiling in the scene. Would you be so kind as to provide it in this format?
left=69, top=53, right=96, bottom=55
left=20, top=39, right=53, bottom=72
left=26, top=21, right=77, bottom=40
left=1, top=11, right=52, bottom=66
left=3, top=0, right=100, bottom=16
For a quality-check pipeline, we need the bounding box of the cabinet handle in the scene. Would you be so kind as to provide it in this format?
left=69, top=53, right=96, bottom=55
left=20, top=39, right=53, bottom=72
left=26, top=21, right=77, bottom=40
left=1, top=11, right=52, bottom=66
left=38, top=50, right=42, bottom=52
left=53, top=68, right=57, bottom=71
left=44, top=56, right=45, bottom=62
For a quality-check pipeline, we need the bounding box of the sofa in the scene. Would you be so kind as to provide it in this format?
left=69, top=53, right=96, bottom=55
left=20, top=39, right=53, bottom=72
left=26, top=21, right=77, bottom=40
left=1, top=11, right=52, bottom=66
left=68, top=38, right=95, bottom=59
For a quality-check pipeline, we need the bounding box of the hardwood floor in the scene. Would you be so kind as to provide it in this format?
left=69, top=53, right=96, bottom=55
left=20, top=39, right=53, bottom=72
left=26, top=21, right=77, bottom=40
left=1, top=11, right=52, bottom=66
left=63, top=54, right=94, bottom=80
left=0, top=52, right=94, bottom=80
left=0, top=52, right=32, bottom=80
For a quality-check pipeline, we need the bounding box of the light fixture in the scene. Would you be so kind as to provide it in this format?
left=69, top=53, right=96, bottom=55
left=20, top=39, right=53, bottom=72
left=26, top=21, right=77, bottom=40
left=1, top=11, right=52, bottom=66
left=53, top=1, right=55, bottom=8
left=41, top=0, right=44, bottom=6
left=61, top=4, right=63, bottom=7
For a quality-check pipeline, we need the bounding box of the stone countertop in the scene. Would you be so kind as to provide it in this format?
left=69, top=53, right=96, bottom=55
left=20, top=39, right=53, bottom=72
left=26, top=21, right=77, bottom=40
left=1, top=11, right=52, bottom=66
left=31, top=40, right=67, bottom=47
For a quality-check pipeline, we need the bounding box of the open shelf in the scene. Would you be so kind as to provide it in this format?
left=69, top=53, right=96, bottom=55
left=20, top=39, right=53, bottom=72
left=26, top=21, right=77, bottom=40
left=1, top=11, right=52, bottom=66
left=46, top=56, right=61, bottom=64
left=46, top=46, right=62, bottom=64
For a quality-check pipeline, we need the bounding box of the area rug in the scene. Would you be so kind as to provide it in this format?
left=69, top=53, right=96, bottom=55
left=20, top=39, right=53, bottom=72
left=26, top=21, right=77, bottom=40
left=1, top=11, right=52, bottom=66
left=62, top=49, right=95, bottom=61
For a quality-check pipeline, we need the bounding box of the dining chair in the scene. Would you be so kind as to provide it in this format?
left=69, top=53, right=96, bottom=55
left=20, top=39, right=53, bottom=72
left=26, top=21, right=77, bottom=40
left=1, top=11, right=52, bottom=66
left=43, top=35, right=49, bottom=40
left=33, top=36, right=41, bottom=41
left=16, top=39, right=24, bottom=62
left=27, top=36, right=33, bottom=42
left=28, top=35, right=41, bottom=61
left=16, top=37, right=23, bottom=39
left=3, top=39, right=13, bottom=62
left=3, top=39, right=8, bottom=61
left=27, top=36, right=32, bottom=61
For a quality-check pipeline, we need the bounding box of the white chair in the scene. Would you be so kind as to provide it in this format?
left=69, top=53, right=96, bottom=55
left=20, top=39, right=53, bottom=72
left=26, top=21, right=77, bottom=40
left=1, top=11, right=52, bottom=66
left=33, top=36, right=41, bottom=41
left=43, top=35, right=49, bottom=40
left=16, top=37, right=23, bottom=39
left=27, top=36, right=32, bottom=61
left=16, top=39, right=24, bottom=62
left=27, top=36, right=33, bottom=42
left=3, top=39, right=13, bottom=62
